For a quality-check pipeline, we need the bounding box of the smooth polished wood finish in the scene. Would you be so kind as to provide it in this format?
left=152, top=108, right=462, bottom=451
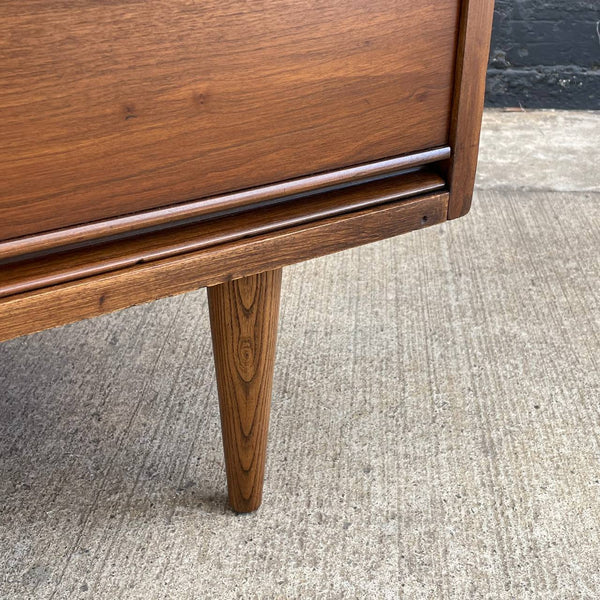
left=0, top=0, right=459, bottom=240
left=0, top=192, right=448, bottom=343
left=0, top=169, right=444, bottom=298
left=0, top=148, right=450, bottom=261
left=208, top=269, right=282, bottom=512
left=447, top=0, right=496, bottom=219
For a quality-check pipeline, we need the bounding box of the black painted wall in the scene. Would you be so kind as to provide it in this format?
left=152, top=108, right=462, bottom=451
left=486, top=0, right=600, bottom=109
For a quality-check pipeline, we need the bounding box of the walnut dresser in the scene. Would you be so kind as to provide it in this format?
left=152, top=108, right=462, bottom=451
left=0, top=0, right=495, bottom=512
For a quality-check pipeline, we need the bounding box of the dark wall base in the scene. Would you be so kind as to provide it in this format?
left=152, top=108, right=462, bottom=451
left=486, top=67, right=600, bottom=110
left=486, top=0, right=600, bottom=109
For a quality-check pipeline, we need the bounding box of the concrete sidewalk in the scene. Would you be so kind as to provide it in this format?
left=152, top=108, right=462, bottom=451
left=1, top=110, right=599, bottom=599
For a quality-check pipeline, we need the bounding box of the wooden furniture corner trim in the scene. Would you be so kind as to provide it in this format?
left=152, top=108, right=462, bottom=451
left=447, top=0, right=495, bottom=220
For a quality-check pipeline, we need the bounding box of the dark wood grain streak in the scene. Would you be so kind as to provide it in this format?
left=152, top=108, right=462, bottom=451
left=0, top=147, right=450, bottom=260
left=0, top=170, right=445, bottom=298
left=0, top=0, right=459, bottom=240
left=0, top=192, right=448, bottom=343
left=208, top=269, right=282, bottom=512
left=447, top=0, right=495, bottom=219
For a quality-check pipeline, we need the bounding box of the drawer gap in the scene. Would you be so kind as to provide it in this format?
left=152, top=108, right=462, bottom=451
left=0, top=167, right=446, bottom=299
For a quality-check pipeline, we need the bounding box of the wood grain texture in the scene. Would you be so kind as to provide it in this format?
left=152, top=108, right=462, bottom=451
left=208, top=269, right=282, bottom=512
left=0, top=169, right=445, bottom=298
left=0, top=0, right=459, bottom=240
left=0, top=192, right=448, bottom=343
left=0, top=147, right=450, bottom=260
left=447, top=0, right=495, bottom=219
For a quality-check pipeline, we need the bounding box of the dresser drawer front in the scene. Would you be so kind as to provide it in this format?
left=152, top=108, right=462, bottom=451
left=0, top=0, right=459, bottom=241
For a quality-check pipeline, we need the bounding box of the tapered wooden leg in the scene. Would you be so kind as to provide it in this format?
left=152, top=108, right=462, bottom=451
left=207, top=269, right=282, bottom=513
